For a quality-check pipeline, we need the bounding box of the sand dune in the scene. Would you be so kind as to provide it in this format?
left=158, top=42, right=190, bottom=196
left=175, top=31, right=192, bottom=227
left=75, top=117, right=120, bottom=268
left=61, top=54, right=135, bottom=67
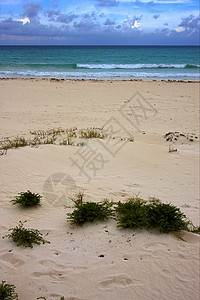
left=0, top=79, right=199, bottom=300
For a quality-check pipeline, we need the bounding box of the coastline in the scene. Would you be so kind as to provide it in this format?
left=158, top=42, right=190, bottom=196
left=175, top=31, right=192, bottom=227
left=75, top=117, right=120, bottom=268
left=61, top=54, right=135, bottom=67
left=0, top=78, right=199, bottom=300
left=0, top=77, right=199, bottom=82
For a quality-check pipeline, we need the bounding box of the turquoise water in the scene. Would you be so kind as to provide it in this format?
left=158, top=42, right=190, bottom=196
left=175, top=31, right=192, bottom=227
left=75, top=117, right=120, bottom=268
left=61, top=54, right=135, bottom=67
left=0, top=46, right=199, bottom=80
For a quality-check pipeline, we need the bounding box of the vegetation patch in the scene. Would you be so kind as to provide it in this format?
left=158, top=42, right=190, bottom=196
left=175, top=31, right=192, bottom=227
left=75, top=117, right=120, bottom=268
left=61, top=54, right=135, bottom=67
left=115, top=196, right=190, bottom=233
left=0, top=136, right=28, bottom=151
left=164, top=132, right=198, bottom=143
left=11, top=190, right=42, bottom=207
left=67, top=195, right=114, bottom=226
left=115, top=197, right=148, bottom=229
left=0, top=281, right=18, bottom=300
left=0, top=126, right=135, bottom=156
left=3, top=221, right=50, bottom=248
left=146, top=199, right=189, bottom=233
left=79, top=128, right=107, bottom=139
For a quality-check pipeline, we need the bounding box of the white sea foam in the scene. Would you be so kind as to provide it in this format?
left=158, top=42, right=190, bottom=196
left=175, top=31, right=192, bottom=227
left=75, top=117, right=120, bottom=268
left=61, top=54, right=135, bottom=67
left=0, top=70, right=199, bottom=80
left=76, top=63, right=200, bottom=69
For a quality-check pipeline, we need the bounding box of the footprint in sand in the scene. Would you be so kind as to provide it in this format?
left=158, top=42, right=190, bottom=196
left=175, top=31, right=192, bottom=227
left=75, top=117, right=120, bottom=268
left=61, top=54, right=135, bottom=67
left=38, top=259, right=65, bottom=270
left=0, top=252, right=25, bottom=268
left=142, top=242, right=168, bottom=252
left=99, top=274, right=141, bottom=289
left=31, top=270, right=67, bottom=281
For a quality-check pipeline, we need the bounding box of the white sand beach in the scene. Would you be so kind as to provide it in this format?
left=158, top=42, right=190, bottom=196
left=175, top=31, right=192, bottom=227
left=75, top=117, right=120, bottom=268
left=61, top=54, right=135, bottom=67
left=0, top=79, right=199, bottom=300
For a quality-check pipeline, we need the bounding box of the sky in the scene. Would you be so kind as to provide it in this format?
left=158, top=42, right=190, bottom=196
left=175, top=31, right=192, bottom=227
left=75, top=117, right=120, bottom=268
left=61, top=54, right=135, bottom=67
left=0, top=0, right=199, bottom=45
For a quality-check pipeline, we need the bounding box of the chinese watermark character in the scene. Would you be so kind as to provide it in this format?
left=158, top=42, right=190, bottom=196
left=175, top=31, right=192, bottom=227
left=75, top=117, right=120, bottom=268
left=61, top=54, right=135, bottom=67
left=43, top=172, right=77, bottom=206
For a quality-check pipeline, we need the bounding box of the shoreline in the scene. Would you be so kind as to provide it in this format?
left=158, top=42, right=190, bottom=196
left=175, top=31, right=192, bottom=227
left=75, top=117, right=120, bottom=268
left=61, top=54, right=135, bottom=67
left=0, top=77, right=199, bottom=83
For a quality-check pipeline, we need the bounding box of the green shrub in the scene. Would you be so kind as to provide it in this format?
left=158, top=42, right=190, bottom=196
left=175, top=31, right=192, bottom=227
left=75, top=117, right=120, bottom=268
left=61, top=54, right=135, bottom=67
left=146, top=201, right=189, bottom=233
left=67, top=200, right=114, bottom=226
left=11, top=191, right=42, bottom=207
left=0, top=281, right=18, bottom=300
left=3, top=221, right=50, bottom=248
left=115, top=197, right=190, bottom=234
left=116, top=197, right=148, bottom=229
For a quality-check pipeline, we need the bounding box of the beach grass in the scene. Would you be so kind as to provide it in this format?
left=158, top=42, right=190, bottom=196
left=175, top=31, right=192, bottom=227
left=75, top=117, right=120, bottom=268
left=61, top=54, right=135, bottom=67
left=3, top=221, right=50, bottom=248
left=0, top=127, right=135, bottom=155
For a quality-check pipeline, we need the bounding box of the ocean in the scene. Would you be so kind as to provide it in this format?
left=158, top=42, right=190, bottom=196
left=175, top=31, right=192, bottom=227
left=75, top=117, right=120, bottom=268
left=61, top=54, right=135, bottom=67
left=0, top=46, right=199, bottom=80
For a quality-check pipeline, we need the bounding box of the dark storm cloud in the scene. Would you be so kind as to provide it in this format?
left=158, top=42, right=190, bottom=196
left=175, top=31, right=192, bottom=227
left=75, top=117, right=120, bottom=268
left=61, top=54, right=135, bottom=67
left=104, top=19, right=115, bottom=25
left=179, top=14, right=200, bottom=29
left=96, top=0, right=118, bottom=7
left=23, top=2, right=42, bottom=18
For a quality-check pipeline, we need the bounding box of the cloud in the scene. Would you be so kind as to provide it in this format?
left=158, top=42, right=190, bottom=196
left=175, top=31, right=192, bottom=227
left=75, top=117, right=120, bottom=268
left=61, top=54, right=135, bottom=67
left=57, top=13, right=78, bottom=24
left=133, top=0, right=143, bottom=6
left=153, top=14, right=160, bottom=19
left=17, top=17, right=30, bottom=25
left=104, top=19, right=115, bottom=25
left=148, top=1, right=156, bottom=7
left=96, top=0, right=118, bottom=7
left=174, top=26, right=185, bottom=32
left=44, top=10, right=79, bottom=24
left=0, top=10, right=199, bottom=45
left=23, top=2, right=42, bottom=19
left=173, top=15, right=200, bottom=35
left=131, top=20, right=140, bottom=28
left=73, top=15, right=100, bottom=32
left=179, top=14, right=200, bottom=29
left=44, top=9, right=60, bottom=21
left=122, top=15, right=142, bottom=30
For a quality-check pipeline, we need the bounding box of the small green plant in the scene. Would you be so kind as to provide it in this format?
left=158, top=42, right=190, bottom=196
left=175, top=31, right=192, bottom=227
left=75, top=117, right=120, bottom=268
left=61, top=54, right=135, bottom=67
left=116, top=197, right=148, bottom=229
left=60, top=136, right=74, bottom=146
left=11, top=190, right=42, bottom=207
left=169, top=145, right=177, bottom=153
left=68, top=191, right=85, bottom=206
left=0, top=137, right=29, bottom=152
left=79, top=128, right=107, bottom=139
left=146, top=201, right=189, bottom=233
left=67, top=200, right=114, bottom=226
left=0, top=281, right=18, bottom=300
left=76, top=142, right=86, bottom=147
left=3, top=221, right=50, bottom=248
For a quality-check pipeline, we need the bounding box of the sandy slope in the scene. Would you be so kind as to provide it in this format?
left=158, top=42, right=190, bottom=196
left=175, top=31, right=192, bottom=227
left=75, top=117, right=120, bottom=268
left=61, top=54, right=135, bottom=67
left=0, top=79, right=199, bottom=300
